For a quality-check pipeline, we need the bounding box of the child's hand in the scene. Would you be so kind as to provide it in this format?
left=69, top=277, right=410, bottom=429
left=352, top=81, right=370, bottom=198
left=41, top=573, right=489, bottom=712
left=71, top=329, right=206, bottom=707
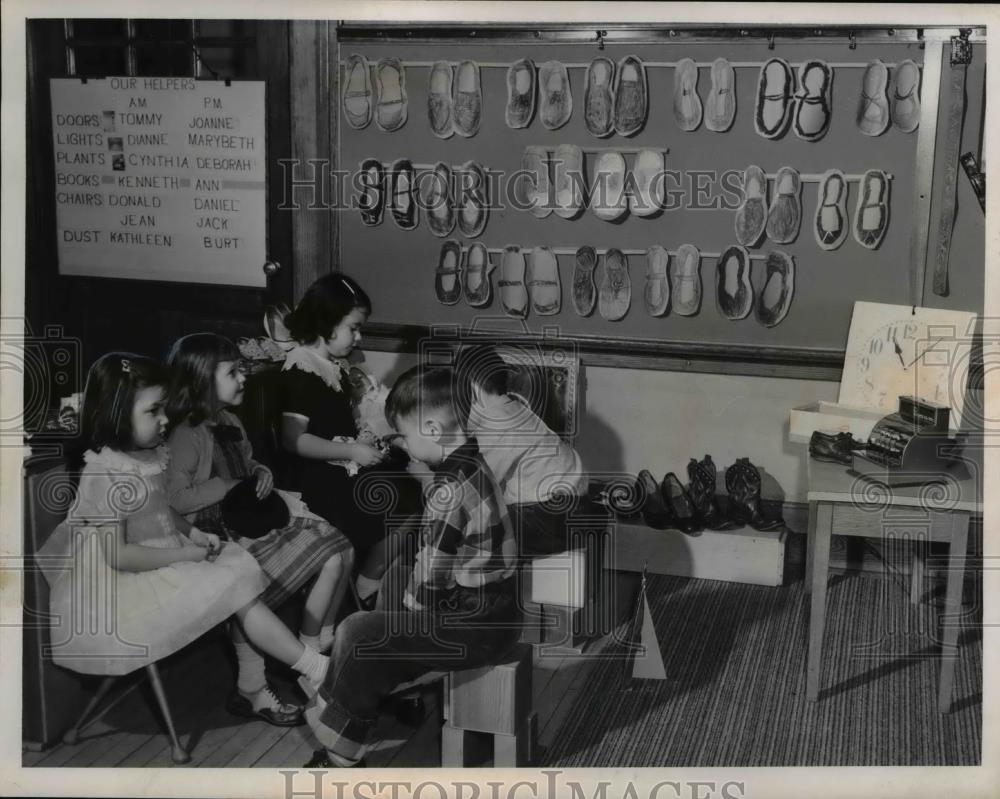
left=190, top=528, right=222, bottom=560
left=253, top=465, right=274, bottom=499
left=181, top=544, right=210, bottom=563
left=350, top=443, right=385, bottom=468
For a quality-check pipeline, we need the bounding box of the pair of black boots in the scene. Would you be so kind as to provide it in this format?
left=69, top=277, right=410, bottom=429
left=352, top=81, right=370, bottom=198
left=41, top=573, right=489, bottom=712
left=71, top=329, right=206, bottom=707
left=607, top=455, right=783, bottom=534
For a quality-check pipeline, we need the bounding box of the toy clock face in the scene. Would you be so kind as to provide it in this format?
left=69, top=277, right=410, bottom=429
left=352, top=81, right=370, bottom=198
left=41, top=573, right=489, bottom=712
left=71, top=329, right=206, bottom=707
left=839, top=302, right=977, bottom=428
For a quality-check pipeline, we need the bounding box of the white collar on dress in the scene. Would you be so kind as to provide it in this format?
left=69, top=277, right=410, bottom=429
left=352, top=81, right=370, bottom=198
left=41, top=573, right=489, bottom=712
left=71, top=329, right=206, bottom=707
left=281, top=345, right=349, bottom=391
left=84, top=445, right=169, bottom=476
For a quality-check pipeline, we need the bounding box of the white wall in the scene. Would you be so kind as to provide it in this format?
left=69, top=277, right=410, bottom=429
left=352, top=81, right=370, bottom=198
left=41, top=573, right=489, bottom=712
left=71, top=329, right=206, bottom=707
left=361, top=348, right=839, bottom=504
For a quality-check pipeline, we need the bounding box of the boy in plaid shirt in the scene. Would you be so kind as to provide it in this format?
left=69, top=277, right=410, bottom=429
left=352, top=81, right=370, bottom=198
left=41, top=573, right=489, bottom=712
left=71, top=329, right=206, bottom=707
left=303, top=364, right=521, bottom=768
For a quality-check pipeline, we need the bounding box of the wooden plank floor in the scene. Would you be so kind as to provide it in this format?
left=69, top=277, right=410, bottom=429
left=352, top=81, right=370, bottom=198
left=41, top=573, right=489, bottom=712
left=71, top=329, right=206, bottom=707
left=22, top=633, right=609, bottom=769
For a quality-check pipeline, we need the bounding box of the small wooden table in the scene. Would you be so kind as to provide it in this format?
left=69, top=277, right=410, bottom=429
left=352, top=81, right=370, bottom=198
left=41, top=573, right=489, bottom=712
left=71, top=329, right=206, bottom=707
left=805, top=457, right=981, bottom=713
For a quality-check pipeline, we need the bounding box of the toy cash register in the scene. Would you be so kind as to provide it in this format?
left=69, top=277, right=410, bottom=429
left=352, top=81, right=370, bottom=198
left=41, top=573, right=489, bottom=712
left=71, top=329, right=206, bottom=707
left=858, top=395, right=963, bottom=473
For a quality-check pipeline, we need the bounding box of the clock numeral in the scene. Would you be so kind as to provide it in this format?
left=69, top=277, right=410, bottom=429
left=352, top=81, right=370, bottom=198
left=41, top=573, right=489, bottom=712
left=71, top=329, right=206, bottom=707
left=904, top=322, right=918, bottom=339
left=869, top=338, right=884, bottom=355
left=859, top=355, right=871, bottom=372
left=886, top=326, right=898, bottom=343
left=864, top=377, right=875, bottom=391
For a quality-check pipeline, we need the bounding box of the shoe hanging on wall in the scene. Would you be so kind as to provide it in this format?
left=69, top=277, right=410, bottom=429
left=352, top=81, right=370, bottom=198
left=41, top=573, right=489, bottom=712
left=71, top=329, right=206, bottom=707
left=705, top=57, right=736, bottom=132
left=590, top=151, right=628, bottom=221
left=389, top=158, right=417, bottom=230
left=463, top=242, right=493, bottom=307
left=434, top=240, right=463, bottom=305
left=716, top=244, right=753, bottom=321
left=357, top=158, right=385, bottom=227
left=889, top=59, right=921, bottom=133
left=853, top=169, right=890, bottom=249
left=734, top=164, right=768, bottom=247
left=453, top=60, right=482, bottom=137
left=553, top=143, right=585, bottom=220
left=528, top=246, right=562, bottom=315
left=516, top=146, right=552, bottom=219
left=644, top=245, right=670, bottom=317
left=671, top=243, right=702, bottom=317
left=424, top=162, right=455, bottom=238
left=614, top=55, right=648, bottom=137
left=584, top=57, right=616, bottom=138
left=506, top=58, right=537, bottom=129
left=856, top=60, right=890, bottom=137
left=673, top=57, right=703, bottom=132
left=793, top=60, right=832, bottom=141
left=539, top=61, right=573, bottom=130
left=632, top=148, right=664, bottom=218
left=456, top=160, right=489, bottom=238
left=755, top=250, right=795, bottom=328
left=427, top=60, right=454, bottom=139
left=599, top=248, right=631, bottom=321
left=572, top=245, right=598, bottom=317
left=342, top=53, right=373, bottom=130
left=498, top=245, right=529, bottom=318
left=755, top=57, right=794, bottom=139
left=813, top=169, right=849, bottom=250
left=765, top=166, right=801, bottom=244
left=374, top=57, right=408, bottom=132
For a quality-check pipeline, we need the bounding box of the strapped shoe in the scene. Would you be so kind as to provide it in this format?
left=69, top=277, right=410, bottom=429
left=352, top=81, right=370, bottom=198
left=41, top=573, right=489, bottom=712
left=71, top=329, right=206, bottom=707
left=457, top=160, right=489, bottom=238
left=809, top=431, right=869, bottom=465
left=673, top=57, right=703, bottom=132
left=428, top=60, right=454, bottom=139
left=793, top=60, right=833, bottom=141
left=716, top=244, right=753, bottom=321
left=342, top=53, right=373, bottom=130
left=632, top=148, right=664, bottom=218
left=638, top=469, right=672, bottom=529
left=554, top=143, right=585, bottom=220
left=755, top=58, right=794, bottom=139
left=814, top=169, right=848, bottom=250
left=585, top=57, right=616, bottom=138
left=528, top=246, right=562, bottom=315
left=506, top=58, right=536, bottom=129
left=434, top=240, right=463, bottom=305
left=734, top=164, right=768, bottom=247
left=661, top=473, right=701, bottom=535
left=424, top=161, right=455, bottom=238
left=599, top=248, right=631, bottom=321
left=453, top=60, right=482, bottom=137
left=590, top=151, right=628, bottom=221
left=614, top=55, right=648, bottom=137
left=304, top=750, right=366, bottom=769
left=573, top=245, right=598, bottom=316
left=755, top=250, right=794, bottom=328
left=389, top=158, right=417, bottom=230
left=226, top=686, right=304, bottom=727
left=705, top=57, right=736, bottom=132
left=889, top=59, right=921, bottom=133
left=499, top=245, right=529, bottom=318
left=765, top=166, right=801, bottom=244
left=539, top=60, right=572, bottom=130
left=357, top=158, right=385, bottom=227
left=671, top=243, right=702, bottom=316
left=687, top=455, right=736, bottom=531
left=517, top=145, right=552, bottom=219
left=853, top=169, right=890, bottom=249
left=644, top=245, right=670, bottom=317
left=374, top=57, right=408, bottom=132
left=463, top=242, right=493, bottom=307
left=857, top=60, right=890, bottom=137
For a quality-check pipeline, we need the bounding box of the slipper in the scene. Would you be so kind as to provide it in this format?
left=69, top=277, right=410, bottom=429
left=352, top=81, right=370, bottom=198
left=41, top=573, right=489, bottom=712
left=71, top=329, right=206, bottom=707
left=856, top=60, right=890, bottom=137
left=614, top=55, right=647, bottom=137
left=585, top=57, right=616, bottom=138
left=423, top=161, right=454, bottom=238
left=889, top=59, right=921, bottom=133
left=599, top=248, right=631, bottom=321
left=755, top=58, right=794, bottom=139
left=673, top=57, right=703, bottom=132
left=374, top=58, right=407, bottom=132
left=716, top=244, right=753, bottom=321
left=734, top=164, right=767, bottom=247
left=506, top=58, right=536, bottom=129
left=644, top=245, right=670, bottom=317
left=434, top=240, right=463, bottom=305
left=498, top=245, right=529, bottom=318
left=755, top=250, right=794, bottom=327
left=357, top=158, right=385, bottom=227
left=453, top=60, right=481, bottom=137
left=428, top=60, right=454, bottom=139
left=765, top=166, right=801, bottom=244
left=793, top=60, right=833, bottom=141
left=463, top=242, right=493, bottom=307
left=590, top=150, right=628, bottom=222
left=705, top=57, right=736, bottom=132
left=539, top=61, right=572, bottom=130
left=515, top=145, right=551, bottom=219
left=671, top=244, right=702, bottom=316
left=572, top=245, right=598, bottom=316
left=389, top=158, right=417, bottom=230
left=342, top=54, right=373, bottom=130
left=554, top=144, right=585, bottom=220
left=853, top=169, right=890, bottom=249
left=631, top=148, right=664, bottom=218
left=456, top=160, right=489, bottom=238
left=528, top=247, right=561, bottom=315
left=814, top=169, right=849, bottom=250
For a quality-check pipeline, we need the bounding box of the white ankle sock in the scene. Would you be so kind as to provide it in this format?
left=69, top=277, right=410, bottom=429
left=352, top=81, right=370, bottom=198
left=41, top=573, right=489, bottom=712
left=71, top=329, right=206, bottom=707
left=299, top=632, right=321, bottom=652
left=234, top=641, right=267, bottom=696
left=318, top=624, right=336, bottom=652
left=355, top=575, right=380, bottom=600
left=292, top=646, right=329, bottom=685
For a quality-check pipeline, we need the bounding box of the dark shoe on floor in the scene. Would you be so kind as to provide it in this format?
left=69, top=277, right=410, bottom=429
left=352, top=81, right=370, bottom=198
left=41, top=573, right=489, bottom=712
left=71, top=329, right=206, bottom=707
left=226, top=687, right=304, bottom=727
left=380, top=691, right=426, bottom=726
left=358, top=158, right=385, bottom=227
left=809, top=431, right=868, bottom=465
left=614, top=55, right=648, bottom=136
left=687, top=456, right=736, bottom=531
left=716, top=244, right=753, bottom=321
left=506, top=58, right=536, bottom=129
left=793, top=59, right=832, bottom=141
left=390, top=158, right=418, bottom=230
left=755, top=57, right=794, bottom=139
left=435, top=240, right=463, bottom=305
left=585, top=57, right=616, bottom=137
left=573, top=245, right=598, bottom=316
left=725, top=458, right=783, bottom=532
left=539, top=60, right=572, bottom=130
left=304, top=749, right=366, bottom=768
left=755, top=250, right=794, bottom=328
left=453, top=60, right=482, bottom=137
left=734, top=164, right=767, bottom=247
left=342, top=53, right=373, bottom=130
left=661, top=472, right=701, bottom=535
left=638, top=469, right=672, bottom=529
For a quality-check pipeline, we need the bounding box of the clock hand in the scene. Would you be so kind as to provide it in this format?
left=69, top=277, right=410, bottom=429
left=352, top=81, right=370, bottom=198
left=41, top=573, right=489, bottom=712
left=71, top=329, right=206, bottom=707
left=892, top=334, right=905, bottom=368
left=904, top=338, right=944, bottom=369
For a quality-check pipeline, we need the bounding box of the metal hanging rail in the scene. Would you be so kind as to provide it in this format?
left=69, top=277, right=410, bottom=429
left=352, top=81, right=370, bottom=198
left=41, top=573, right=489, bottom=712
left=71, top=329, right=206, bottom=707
left=463, top=246, right=771, bottom=260
left=341, top=60, right=921, bottom=70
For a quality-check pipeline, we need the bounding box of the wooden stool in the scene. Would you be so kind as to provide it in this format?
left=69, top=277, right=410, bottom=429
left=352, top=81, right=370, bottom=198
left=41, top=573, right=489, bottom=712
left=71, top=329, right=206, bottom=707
left=441, top=644, right=536, bottom=767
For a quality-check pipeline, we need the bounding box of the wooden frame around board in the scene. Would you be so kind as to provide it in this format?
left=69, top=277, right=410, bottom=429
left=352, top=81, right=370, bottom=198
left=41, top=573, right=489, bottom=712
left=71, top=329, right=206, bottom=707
left=333, top=23, right=985, bottom=382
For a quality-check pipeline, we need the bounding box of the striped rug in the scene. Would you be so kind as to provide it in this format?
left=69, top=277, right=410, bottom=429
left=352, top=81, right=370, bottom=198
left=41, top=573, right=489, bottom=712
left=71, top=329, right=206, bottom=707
left=545, top=572, right=981, bottom=766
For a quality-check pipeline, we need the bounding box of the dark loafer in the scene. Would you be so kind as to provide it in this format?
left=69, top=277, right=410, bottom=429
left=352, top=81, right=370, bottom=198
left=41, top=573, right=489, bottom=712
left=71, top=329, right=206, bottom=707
left=226, top=689, right=304, bottom=727
left=304, top=749, right=366, bottom=768
left=638, top=469, right=672, bottom=529
left=809, top=431, right=868, bottom=465
left=661, top=473, right=701, bottom=535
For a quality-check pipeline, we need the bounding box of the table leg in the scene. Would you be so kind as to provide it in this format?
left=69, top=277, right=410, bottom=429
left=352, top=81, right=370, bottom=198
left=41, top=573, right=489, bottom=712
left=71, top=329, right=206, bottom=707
left=938, top=512, right=969, bottom=713
left=804, top=501, right=818, bottom=594
left=910, top=537, right=925, bottom=605
left=806, top=502, right=834, bottom=702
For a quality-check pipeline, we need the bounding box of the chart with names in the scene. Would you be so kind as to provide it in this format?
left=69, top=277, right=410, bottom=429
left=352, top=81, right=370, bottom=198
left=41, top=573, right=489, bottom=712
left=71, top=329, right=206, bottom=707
left=49, top=78, right=267, bottom=287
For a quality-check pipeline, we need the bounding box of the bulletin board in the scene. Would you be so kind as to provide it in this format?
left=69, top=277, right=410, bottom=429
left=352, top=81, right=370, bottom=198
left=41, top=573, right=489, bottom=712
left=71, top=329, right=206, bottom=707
left=335, top=26, right=986, bottom=377
left=49, top=77, right=268, bottom=287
